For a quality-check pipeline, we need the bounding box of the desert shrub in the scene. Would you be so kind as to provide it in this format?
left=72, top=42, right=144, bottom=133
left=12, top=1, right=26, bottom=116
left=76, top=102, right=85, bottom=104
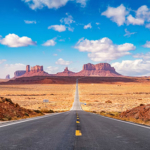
left=140, top=104, right=145, bottom=106
left=2, top=118, right=9, bottom=121
left=34, top=110, right=42, bottom=114
left=105, top=100, right=112, bottom=103
left=49, top=109, right=54, bottom=113
left=92, top=111, right=97, bottom=113
left=40, top=109, right=54, bottom=113
left=4, top=115, right=12, bottom=120
left=24, top=113, right=29, bottom=116
left=94, top=100, right=99, bottom=102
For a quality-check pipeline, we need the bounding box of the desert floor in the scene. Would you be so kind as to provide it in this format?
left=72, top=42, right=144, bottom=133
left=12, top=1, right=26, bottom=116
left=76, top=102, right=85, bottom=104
left=0, top=82, right=150, bottom=112
left=79, top=82, right=150, bottom=112
left=0, top=84, right=76, bottom=112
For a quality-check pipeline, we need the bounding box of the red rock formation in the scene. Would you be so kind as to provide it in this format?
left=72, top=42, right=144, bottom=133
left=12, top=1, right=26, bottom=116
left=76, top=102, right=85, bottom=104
left=74, top=63, right=122, bottom=77
left=13, top=63, right=121, bottom=78
left=6, top=75, right=10, bottom=79
left=31, top=65, right=43, bottom=72
left=26, top=65, right=30, bottom=73
left=56, top=67, right=75, bottom=76
left=22, top=65, right=49, bottom=77
left=120, top=104, right=150, bottom=122
left=14, top=71, right=26, bottom=78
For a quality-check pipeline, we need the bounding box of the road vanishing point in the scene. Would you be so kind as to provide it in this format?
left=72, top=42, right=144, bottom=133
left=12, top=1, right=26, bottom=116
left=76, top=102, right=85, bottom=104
left=0, top=80, right=150, bottom=150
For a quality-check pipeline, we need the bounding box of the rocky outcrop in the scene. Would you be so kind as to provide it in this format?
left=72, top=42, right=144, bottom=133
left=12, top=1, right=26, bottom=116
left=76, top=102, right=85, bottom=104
left=31, top=65, right=43, bottom=72
left=75, top=63, right=122, bottom=77
left=13, top=63, right=122, bottom=78
left=26, top=65, right=30, bottom=73
left=0, top=97, right=42, bottom=121
left=120, top=104, right=150, bottom=122
left=22, top=65, right=49, bottom=77
left=14, top=71, right=26, bottom=78
left=6, top=75, right=10, bottom=79
left=14, top=65, right=49, bottom=78
left=56, top=67, right=75, bottom=76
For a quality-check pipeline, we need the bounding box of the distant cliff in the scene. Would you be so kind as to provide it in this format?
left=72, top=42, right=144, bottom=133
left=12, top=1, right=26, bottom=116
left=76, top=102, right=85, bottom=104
left=13, top=63, right=122, bottom=78
left=56, top=67, right=75, bottom=76
left=74, top=63, right=122, bottom=77
left=6, top=74, right=10, bottom=79
left=22, top=65, right=49, bottom=77
left=14, top=71, right=26, bottom=78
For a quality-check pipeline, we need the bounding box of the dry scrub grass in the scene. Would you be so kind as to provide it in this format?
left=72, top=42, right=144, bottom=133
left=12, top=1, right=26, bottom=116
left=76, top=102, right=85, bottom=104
left=0, top=84, right=75, bottom=111
left=79, top=82, right=150, bottom=112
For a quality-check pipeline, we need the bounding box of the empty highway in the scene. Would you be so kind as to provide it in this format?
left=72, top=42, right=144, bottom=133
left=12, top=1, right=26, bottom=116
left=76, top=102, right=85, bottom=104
left=0, top=80, right=150, bottom=150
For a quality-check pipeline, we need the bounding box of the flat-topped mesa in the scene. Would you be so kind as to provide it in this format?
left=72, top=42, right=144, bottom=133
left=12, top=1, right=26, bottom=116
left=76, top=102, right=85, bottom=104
left=75, top=63, right=122, bottom=77
left=6, top=74, right=10, bottom=79
left=30, top=65, right=43, bottom=73
left=14, top=65, right=49, bottom=78
left=83, top=63, right=115, bottom=72
left=14, top=71, right=26, bottom=78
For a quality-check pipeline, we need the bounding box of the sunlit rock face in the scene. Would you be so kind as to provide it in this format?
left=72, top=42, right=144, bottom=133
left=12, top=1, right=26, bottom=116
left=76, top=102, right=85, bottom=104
left=56, top=67, right=75, bottom=76
left=75, top=63, right=122, bottom=77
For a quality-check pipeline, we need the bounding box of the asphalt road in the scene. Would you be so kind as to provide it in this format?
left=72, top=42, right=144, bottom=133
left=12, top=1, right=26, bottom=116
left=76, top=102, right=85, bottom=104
left=71, top=79, right=82, bottom=111
left=0, top=80, right=150, bottom=150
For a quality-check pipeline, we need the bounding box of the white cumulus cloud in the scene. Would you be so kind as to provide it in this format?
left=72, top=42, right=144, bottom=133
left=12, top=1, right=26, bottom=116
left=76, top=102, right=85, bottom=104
left=23, top=0, right=88, bottom=10
left=42, top=39, right=56, bottom=46
left=145, top=23, right=150, bottom=29
left=0, top=34, right=36, bottom=47
left=112, top=59, right=150, bottom=76
left=133, top=52, right=150, bottom=60
left=60, top=13, right=75, bottom=25
left=76, top=0, right=88, bottom=7
left=0, top=59, right=7, bottom=64
left=102, top=4, right=150, bottom=27
left=75, top=37, right=136, bottom=62
left=23, top=0, right=69, bottom=10
left=55, top=58, right=72, bottom=65
left=127, top=15, right=144, bottom=25
left=101, top=4, right=129, bottom=26
left=84, top=23, right=92, bottom=29
left=48, top=25, right=66, bottom=32
left=46, top=66, right=59, bottom=74
left=143, top=41, right=150, bottom=48
left=136, top=5, right=150, bottom=22
left=0, top=63, right=26, bottom=78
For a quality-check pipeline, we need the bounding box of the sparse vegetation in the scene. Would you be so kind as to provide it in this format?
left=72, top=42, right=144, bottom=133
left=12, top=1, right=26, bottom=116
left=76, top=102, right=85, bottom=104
left=0, top=97, right=43, bottom=121
left=80, top=82, right=150, bottom=126
left=40, top=109, right=54, bottom=113
left=0, top=84, right=75, bottom=112
left=79, top=83, right=150, bottom=112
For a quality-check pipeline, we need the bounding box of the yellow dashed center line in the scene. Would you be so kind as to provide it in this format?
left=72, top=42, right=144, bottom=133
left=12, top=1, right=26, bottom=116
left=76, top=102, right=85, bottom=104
left=75, top=130, right=82, bottom=136
left=75, top=114, right=82, bottom=136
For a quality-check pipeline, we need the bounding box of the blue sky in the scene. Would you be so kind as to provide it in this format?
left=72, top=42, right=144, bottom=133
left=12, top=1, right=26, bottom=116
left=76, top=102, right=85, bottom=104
left=0, top=0, right=150, bottom=78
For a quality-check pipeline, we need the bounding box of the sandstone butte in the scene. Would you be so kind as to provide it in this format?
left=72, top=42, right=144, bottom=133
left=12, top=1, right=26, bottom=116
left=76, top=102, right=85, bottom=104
left=22, top=65, right=50, bottom=77
left=5, top=74, right=10, bottom=79
left=14, top=65, right=50, bottom=78
left=12, top=63, right=122, bottom=78
left=56, top=67, right=75, bottom=76
left=14, top=71, right=26, bottom=78
left=74, top=63, right=121, bottom=77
